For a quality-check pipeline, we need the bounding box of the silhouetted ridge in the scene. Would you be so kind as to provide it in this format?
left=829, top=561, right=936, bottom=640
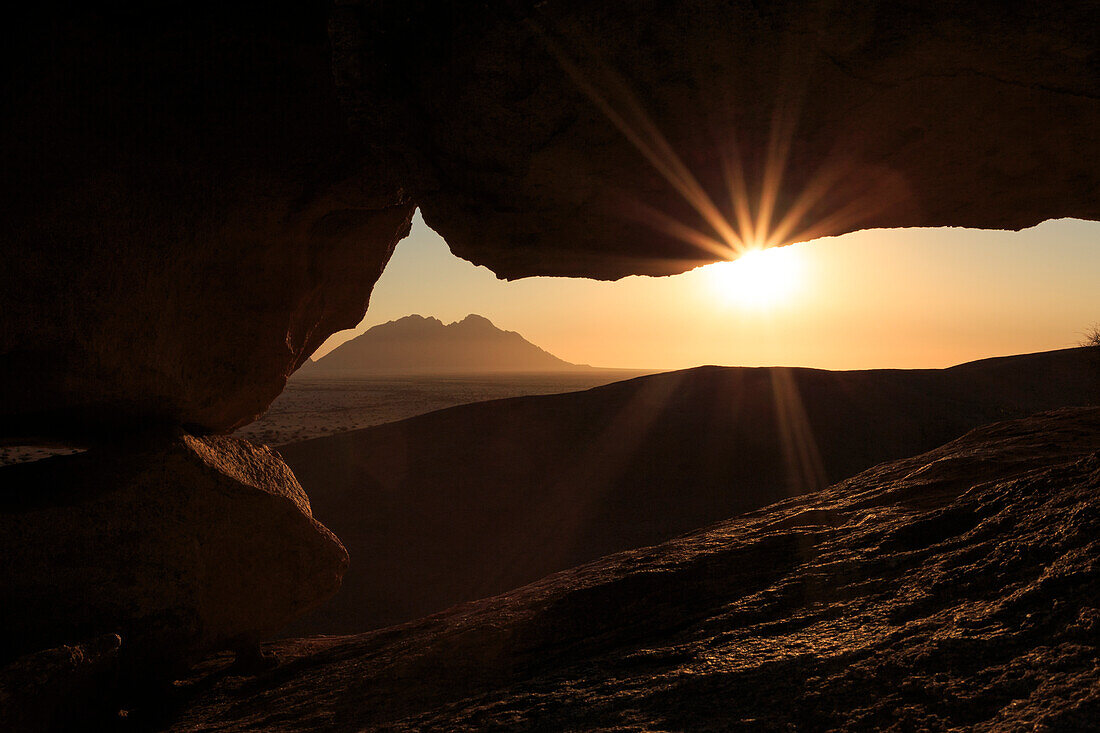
left=282, top=346, right=1100, bottom=635
left=300, top=314, right=583, bottom=374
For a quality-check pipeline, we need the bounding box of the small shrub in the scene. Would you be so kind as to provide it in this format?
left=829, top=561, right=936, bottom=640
left=1082, top=324, right=1100, bottom=349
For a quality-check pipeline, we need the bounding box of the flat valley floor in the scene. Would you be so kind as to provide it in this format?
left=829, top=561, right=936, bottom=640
left=0, top=370, right=653, bottom=466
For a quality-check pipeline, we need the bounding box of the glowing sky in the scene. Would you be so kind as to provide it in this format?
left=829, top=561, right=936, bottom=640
left=314, top=213, right=1099, bottom=371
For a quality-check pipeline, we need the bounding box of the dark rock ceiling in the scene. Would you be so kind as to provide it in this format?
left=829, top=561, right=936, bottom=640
left=1, top=1, right=1096, bottom=440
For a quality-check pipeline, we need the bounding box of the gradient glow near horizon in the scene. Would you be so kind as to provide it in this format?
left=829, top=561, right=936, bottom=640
left=314, top=212, right=1099, bottom=371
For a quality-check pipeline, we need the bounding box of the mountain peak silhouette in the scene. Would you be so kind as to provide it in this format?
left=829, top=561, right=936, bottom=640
left=302, top=315, right=584, bottom=374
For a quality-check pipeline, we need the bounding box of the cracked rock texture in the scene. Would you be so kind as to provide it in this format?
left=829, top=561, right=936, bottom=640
left=160, top=408, right=1100, bottom=731
left=2, top=2, right=1098, bottom=440
left=0, top=434, right=348, bottom=678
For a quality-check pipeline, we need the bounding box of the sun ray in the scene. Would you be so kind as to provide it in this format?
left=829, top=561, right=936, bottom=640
left=770, top=368, right=828, bottom=493
left=717, top=133, right=756, bottom=254
left=763, top=162, right=848, bottom=248
left=621, top=196, right=740, bottom=261
left=527, top=12, right=914, bottom=295
left=528, top=18, right=744, bottom=252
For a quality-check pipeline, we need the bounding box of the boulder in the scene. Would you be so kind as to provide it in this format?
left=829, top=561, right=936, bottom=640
left=0, top=3, right=413, bottom=443
left=0, top=434, right=348, bottom=678
left=0, top=635, right=122, bottom=733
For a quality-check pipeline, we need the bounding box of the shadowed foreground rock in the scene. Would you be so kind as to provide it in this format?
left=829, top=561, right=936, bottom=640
left=163, top=408, right=1100, bottom=731
left=0, top=4, right=414, bottom=444
left=0, top=635, right=121, bottom=733
left=0, top=435, right=348, bottom=679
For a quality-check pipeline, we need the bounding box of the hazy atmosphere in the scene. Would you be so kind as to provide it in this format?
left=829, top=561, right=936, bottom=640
left=318, top=213, right=1100, bottom=370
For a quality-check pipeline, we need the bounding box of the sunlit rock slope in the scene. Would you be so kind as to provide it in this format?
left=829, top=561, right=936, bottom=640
left=161, top=407, right=1100, bottom=731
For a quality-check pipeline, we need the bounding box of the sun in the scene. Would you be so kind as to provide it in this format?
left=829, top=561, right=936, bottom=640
left=703, top=244, right=805, bottom=309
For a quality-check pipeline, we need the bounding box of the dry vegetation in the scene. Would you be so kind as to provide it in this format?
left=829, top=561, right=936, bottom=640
left=1083, top=324, right=1100, bottom=348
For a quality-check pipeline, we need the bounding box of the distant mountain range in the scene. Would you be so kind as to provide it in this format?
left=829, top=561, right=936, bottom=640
left=299, top=314, right=587, bottom=375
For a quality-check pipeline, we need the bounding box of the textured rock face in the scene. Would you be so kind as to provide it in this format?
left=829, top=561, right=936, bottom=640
left=0, top=4, right=414, bottom=443
left=0, top=635, right=121, bottom=733
left=159, top=408, right=1100, bottom=731
left=0, top=435, right=348, bottom=676
left=337, top=0, right=1100, bottom=278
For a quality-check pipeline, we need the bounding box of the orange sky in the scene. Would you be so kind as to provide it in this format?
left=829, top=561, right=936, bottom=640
left=314, top=213, right=1099, bottom=371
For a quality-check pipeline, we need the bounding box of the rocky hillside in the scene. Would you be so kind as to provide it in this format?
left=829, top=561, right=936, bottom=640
left=301, top=314, right=583, bottom=375
left=282, top=347, right=1100, bottom=634
left=158, top=407, right=1100, bottom=731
